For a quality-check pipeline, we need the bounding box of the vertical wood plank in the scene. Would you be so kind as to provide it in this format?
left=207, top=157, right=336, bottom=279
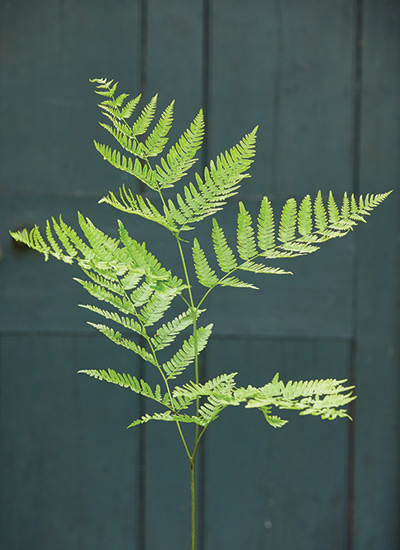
left=353, top=1, right=400, bottom=548
left=203, top=337, right=351, bottom=550
left=208, top=0, right=354, bottom=197
left=0, top=0, right=142, bottom=196
left=208, top=0, right=276, bottom=195
left=0, top=335, right=140, bottom=550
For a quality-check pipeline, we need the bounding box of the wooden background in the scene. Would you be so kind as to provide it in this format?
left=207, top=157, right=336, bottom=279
left=0, top=1, right=399, bottom=549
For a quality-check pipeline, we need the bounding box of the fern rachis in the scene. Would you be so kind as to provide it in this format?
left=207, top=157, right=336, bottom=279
left=10, top=77, right=391, bottom=550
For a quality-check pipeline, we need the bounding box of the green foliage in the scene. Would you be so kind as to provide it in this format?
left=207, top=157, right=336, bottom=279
left=10, top=77, right=391, bottom=438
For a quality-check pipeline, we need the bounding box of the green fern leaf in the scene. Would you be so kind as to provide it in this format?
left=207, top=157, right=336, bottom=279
left=314, top=191, right=328, bottom=231
left=139, top=285, right=182, bottom=327
left=131, top=94, right=158, bottom=135
left=78, top=368, right=171, bottom=407
left=218, top=276, right=258, bottom=289
left=173, top=372, right=238, bottom=400
left=192, top=238, right=219, bottom=287
left=144, top=100, right=175, bottom=157
left=163, top=128, right=257, bottom=231
left=162, top=324, right=213, bottom=380
left=237, top=202, right=257, bottom=260
left=260, top=407, right=289, bottom=428
left=278, top=198, right=297, bottom=243
left=79, top=304, right=144, bottom=335
left=239, top=261, right=292, bottom=275
left=327, top=191, right=340, bottom=224
left=298, top=195, right=313, bottom=236
left=152, top=110, right=204, bottom=189
left=100, top=186, right=176, bottom=231
left=150, top=309, right=204, bottom=351
left=88, top=323, right=157, bottom=365
left=127, top=411, right=204, bottom=429
left=74, top=279, right=136, bottom=315
left=257, top=197, right=275, bottom=250
left=211, top=219, right=238, bottom=273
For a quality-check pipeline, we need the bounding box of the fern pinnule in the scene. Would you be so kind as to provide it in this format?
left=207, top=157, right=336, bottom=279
left=260, top=407, right=289, bottom=428
left=192, top=238, right=219, bottom=288
left=278, top=198, right=297, bottom=243
left=298, top=195, right=313, bottom=236
left=237, top=202, right=257, bottom=260
left=257, top=196, right=275, bottom=251
left=314, top=191, right=328, bottom=231
left=211, top=219, right=238, bottom=273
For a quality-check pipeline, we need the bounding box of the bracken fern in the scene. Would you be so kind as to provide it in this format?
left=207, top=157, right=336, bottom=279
left=10, top=77, right=391, bottom=550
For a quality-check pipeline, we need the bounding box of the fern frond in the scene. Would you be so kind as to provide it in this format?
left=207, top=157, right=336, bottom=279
left=100, top=186, right=176, bottom=232
left=93, top=142, right=158, bottom=188
left=127, top=411, right=204, bottom=429
left=237, top=202, right=257, bottom=260
left=131, top=94, right=158, bottom=136
left=298, top=195, right=313, bottom=236
left=79, top=304, right=143, bottom=335
left=150, top=309, right=204, bottom=351
left=78, top=368, right=171, bottom=407
left=245, top=373, right=356, bottom=421
left=118, top=221, right=184, bottom=287
left=314, top=191, right=328, bottom=231
left=239, top=261, right=291, bottom=275
left=163, top=128, right=257, bottom=231
left=173, top=372, right=238, bottom=400
left=152, top=110, right=204, bottom=189
left=88, top=323, right=157, bottom=365
left=257, top=197, right=275, bottom=251
left=192, top=238, right=219, bottom=287
left=138, top=285, right=182, bottom=327
left=211, top=219, right=238, bottom=273
left=144, top=101, right=175, bottom=157
left=218, top=276, right=258, bottom=289
left=162, top=324, right=213, bottom=380
left=260, top=407, right=289, bottom=428
left=278, top=198, right=297, bottom=243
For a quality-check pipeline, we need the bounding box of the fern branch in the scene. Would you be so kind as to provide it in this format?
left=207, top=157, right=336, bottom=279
left=78, top=368, right=172, bottom=407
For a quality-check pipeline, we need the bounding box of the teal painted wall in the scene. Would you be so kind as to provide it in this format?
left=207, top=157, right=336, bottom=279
left=1, top=1, right=399, bottom=549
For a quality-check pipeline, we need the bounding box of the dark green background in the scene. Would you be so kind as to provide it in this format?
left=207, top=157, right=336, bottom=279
left=1, top=1, right=399, bottom=549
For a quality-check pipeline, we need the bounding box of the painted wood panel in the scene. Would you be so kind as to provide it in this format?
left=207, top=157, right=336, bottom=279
left=0, top=334, right=141, bottom=550
left=0, top=0, right=142, bottom=196
left=353, top=1, right=400, bottom=548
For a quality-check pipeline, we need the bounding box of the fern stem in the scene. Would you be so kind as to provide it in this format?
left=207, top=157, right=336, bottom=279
left=176, top=237, right=201, bottom=436
left=190, top=457, right=196, bottom=550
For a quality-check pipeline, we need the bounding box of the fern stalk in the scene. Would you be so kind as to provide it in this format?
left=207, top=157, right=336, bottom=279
left=9, top=77, right=391, bottom=550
